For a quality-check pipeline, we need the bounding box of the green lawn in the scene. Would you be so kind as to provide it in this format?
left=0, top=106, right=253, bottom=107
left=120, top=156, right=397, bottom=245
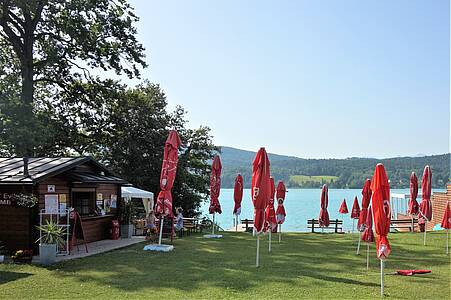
left=0, top=232, right=449, bottom=299
left=289, top=175, right=338, bottom=186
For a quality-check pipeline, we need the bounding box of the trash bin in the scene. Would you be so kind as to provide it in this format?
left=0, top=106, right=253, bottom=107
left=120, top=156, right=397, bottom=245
left=111, top=220, right=120, bottom=240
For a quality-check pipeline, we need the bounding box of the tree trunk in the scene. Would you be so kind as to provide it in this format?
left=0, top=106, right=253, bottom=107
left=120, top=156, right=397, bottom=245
left=17, top=27, right=35, bottom=156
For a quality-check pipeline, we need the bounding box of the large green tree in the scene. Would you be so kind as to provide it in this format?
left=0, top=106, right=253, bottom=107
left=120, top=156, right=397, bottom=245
left=0, top=0, right=146, bottom=155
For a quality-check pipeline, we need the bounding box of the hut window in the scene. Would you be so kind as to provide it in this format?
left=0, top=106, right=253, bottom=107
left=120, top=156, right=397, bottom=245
left=72, top=191, right=95, bottom=216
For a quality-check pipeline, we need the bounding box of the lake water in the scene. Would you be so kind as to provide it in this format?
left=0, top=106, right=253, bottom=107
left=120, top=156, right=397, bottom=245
left=200, top=188, right=443, bottom=232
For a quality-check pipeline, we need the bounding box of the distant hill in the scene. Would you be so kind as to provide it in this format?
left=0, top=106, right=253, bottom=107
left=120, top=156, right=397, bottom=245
left=219, top=146, right=450, bottom=189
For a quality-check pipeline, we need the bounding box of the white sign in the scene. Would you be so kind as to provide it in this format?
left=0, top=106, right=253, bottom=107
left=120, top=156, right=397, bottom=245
left=47, top=185, right=56, bottom=193
left=45, top=194, right=58, bottom=213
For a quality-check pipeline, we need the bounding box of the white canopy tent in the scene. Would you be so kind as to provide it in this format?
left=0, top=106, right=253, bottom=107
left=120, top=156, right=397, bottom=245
left=121, top=186, right=154, bottom=216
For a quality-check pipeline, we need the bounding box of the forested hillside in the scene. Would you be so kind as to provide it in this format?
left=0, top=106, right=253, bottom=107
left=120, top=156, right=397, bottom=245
left=220, top=147, right=450, bottom=189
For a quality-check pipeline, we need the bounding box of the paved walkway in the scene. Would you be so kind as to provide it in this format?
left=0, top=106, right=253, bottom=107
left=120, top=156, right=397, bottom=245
left=33, top=236, right=145, bottom=264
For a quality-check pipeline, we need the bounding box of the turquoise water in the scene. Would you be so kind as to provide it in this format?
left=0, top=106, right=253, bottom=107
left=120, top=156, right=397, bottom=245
left=200, top=188, right=443, bottom=232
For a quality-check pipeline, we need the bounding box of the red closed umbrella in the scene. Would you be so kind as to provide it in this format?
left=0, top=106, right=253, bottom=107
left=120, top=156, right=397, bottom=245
left=362, top=206, right=374, bottom=270
left=265, top=177, right=277, bottom=231
left=155, top=130, right=181, bottom=245
left=441, top=201, right=451, bottom=229
left=419, top=165, right=432, bottom=245
left=351, top=196, right=361, bottom=219
left=319, top=184, right=330, bottom=227
left=408, top=172, right=419, bottom=216
left=276, top=181, right=286, bottom=243
left=362, top=206, right=374, bottom=243
left=208, top=156, right=222, bottom=236
left=441, top=201, right=450, bottom=254
left=233, top=174, right=243, bottom=231
left=371, top=163, right=391, bottom=296
left=339, top=199, right=348, bottom=214
left=351, top=196, right=360, bottom=233
left=252, top=147, right=271, bottom=267
left=357, top=179, right=371, bottom=254
left=358, top=179, right=371, bottom=231
left=265, top=177, right=277, bottom=252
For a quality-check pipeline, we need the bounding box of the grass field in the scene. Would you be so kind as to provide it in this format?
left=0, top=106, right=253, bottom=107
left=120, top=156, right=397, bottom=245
left=0, top=231, right=449, bottom=299
left=289, top=175, right=338, bottom=186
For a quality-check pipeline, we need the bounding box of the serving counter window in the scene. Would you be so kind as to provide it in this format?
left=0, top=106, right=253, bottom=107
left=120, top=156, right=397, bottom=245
left=73, top=191, right=94, bottom=215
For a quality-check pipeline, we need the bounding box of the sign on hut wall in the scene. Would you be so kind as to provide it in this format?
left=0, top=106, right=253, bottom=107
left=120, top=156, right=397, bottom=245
left=0, top=193, right=14, bottom=206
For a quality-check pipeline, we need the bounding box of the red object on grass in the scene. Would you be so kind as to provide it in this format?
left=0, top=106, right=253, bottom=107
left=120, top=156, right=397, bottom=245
left=155, top=130, right=181, bottom=218
left=358, top=179, right=371, bottom=230
left=251, top=147, right=271, bottom=233
left=408, top=172, right=419, bottom=216
left=419, top=165, right=432, bottom=221
left=361, top=206, right=374, bottom=243
left=371, top=163, right=391, bottom=259
left=276, top=181, right=287, bottom=224
left=209, top=155, right=222, bottom=214
left=351, top=196, right=361, bottom=219
left=396, top=270, right=431, bottom=276
left=339, top=199, right=348, bottom=214
left=441, top=201, right=451, bottom=229
left=233, top=174, right=243, bottom=215
left=265, top=177, right=277, bottom=232
left=319, top=184, right=330, bottom=227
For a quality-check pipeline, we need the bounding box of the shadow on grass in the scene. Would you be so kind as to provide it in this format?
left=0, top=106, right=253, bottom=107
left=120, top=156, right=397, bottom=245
left=42, top=232, right=449, bottom=295
left=0, top=271, right=33, bottom=285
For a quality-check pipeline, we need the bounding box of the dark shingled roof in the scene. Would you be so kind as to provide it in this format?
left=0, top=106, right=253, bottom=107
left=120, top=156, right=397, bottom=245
left=0, top=157, right=127, bottom=185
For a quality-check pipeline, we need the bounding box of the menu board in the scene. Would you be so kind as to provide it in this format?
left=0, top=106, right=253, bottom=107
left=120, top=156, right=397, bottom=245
left=45, top=194, right=59, bottom=213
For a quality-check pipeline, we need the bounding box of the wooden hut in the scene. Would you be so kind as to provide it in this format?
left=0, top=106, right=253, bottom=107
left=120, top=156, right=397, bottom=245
left=0, top=157, right=127, bottom=252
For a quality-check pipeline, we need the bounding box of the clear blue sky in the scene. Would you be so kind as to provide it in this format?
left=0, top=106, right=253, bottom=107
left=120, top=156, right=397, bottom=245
left=127, top=0, right=450, bottom=159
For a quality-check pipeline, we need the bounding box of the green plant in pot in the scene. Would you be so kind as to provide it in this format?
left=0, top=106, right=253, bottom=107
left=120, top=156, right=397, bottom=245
left=36, top=219, right=65, bottom=265
left=120, top=198, right=135, bottom=238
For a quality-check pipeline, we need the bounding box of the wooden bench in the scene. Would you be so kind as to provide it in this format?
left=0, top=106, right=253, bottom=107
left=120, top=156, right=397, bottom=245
left=390, top=218, right=418, bottom=232
left=241, top=219, right=254, bottom=233
left=307, top=219, right=343, bottom=233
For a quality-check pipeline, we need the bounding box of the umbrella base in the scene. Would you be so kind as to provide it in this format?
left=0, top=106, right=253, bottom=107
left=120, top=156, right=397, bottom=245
left=143, top=244, right=174, bottom=252
left=203, top=234, right=223, bottom=238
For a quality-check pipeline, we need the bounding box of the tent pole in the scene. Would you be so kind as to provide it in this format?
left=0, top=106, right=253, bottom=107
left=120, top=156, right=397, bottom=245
left=256, top=234, right=260, bottom=267
left=212, top=213, right=215, bottom=235
left=269, top=229, right=272, bottom=253
left=158, top=216, right=164, bottom=245
left=356, top=234, right=361, bottom=255
left=366, top=243, right=369, bottom=270
left=380, top=260, right=385, bottom=297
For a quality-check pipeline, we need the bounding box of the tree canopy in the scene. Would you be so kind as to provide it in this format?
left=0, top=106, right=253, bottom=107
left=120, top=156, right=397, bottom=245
left=0, top=0, right=217, bottom=216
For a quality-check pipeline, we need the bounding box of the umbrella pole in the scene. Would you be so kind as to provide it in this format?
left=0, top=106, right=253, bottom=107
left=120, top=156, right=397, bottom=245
left=356, top=234, right=361, bottom=255
left=212, top=213, right=215, bottom=235
left=279, top=224, right=281, bottom=243
left=366, top=243, right=369, bottom=270
left=447, top=229, right=449, bottom=255
left=352, top=219, right=355, bottom=233
left=235, top=215, right=238, bottom=232
left=380, top=260, right=385, bottom=297
left=256, top=234, right=260, bottom=267
left=423, top=220, right=427, bottom=246
left=158, top=216, right=164, bottom=245
left=269, top=230, right=272, bottom=253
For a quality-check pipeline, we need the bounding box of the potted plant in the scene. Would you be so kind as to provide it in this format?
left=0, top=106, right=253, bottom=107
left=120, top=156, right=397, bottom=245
left=14, top=193, right=38, bottom=208
left=120, top=198, right=135, bottom=238
left=11, top=250, right=33, bottom=263
left=36, top=219, right=65, bottom=265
